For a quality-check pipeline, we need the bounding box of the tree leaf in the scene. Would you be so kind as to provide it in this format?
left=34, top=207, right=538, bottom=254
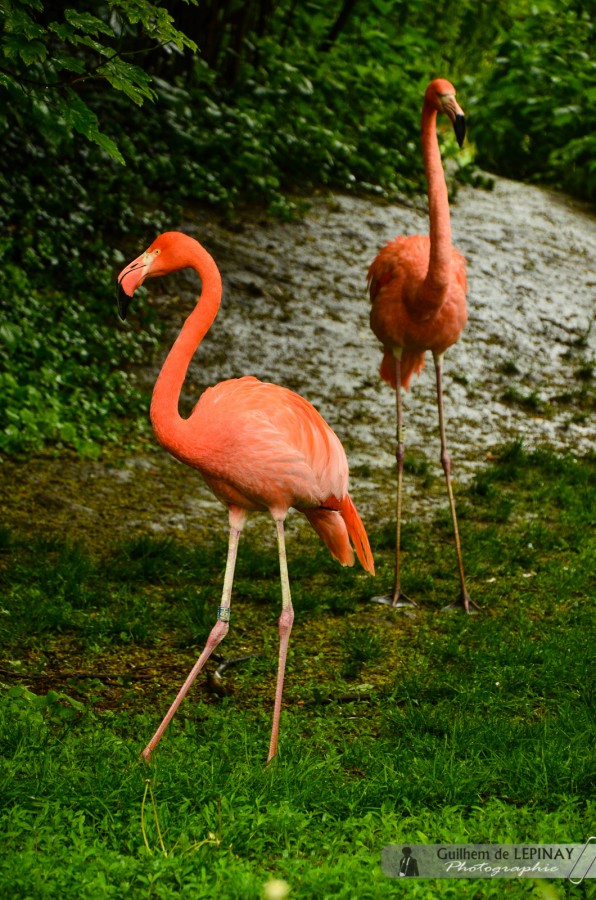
left=62, top=90, right=125, bottom=164
left=98, top=57, right=155, bottom=106
left=18, top=38, right=47, bottom=65
left=63, top=9, right=113, bottom=37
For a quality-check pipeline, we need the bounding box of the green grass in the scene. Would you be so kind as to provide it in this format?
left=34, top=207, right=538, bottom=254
left=0, top=444, right=595, bottom=898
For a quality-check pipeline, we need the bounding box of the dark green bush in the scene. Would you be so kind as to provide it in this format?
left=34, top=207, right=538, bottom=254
left=468, top=5, right=596, bottom=200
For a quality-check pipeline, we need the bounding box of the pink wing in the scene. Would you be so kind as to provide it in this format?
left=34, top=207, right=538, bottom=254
left=180, top=377, right=373, bottom=573
left=368, top=236, right=467, bottom=390
left=188, top=376, right=348, bottom=511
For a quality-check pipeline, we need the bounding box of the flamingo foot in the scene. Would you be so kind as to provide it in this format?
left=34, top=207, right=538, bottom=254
left=442, top=590, right=482, bottom=615
left=370, top=590, right=417, bottom=609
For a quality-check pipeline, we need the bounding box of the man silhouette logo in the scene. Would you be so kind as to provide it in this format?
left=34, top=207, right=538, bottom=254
left=399, top=846, right=420, bottom=877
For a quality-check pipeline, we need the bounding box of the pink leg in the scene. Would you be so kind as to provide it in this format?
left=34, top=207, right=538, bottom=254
left=267, top=517, right=294, bottom=763
left=142, top=512, right=246, bottom=762
left=372, top=349, right=415, bottom=608
left=391, top=351, right=416, bottom=608
left=433, top=353, right=479, bottom=613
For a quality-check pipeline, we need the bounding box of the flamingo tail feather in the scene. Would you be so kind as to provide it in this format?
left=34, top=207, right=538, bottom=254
left=380, top=349, right=425, bottom=391
left=304, top=496, right=374, bottom=575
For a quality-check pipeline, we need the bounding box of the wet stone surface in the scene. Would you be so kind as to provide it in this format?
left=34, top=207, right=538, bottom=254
left=173, top=177, right=595, bottom=499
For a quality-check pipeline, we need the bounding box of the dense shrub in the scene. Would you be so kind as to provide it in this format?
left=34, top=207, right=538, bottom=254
left=468, top=6, right=596, bottom=200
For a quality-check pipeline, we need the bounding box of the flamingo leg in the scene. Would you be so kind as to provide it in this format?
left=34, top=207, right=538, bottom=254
left=372, top=350, right=416, bottom=608
left=392, top=351, right=416, bottom=608
left=141, top=513, right=246, bottom=762
left=267, top=517, right=294, bottom=763
left=433, top=353, right=478, bottom=613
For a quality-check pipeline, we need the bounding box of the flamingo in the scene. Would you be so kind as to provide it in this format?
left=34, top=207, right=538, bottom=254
left=368, top=78, right=476, bottom=613
left=117, top=231, right=375, bottom=762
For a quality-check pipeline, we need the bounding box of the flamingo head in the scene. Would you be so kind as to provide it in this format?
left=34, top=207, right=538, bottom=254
left=117, top=231, right=198, bottom=320
left=425, top=78, right=466, bottom=148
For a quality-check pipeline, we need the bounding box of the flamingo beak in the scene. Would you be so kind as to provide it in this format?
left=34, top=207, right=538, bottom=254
left=117, top=253, right=150, bottom=320
left=453, top=113, right=466, bottom=148
left=117, top=282, right=131, bottom=321
left=440, top=94, right=466, bottom=148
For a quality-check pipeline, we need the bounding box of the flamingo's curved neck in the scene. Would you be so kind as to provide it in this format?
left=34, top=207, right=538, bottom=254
left=150, top=245, right=222, bottom=456
left=417, top=101, right=452, bottom=313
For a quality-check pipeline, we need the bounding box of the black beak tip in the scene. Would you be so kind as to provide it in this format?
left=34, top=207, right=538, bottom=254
left=454, top=114, right=466, bottom=148
left=117, top=282, right=130, bottom=321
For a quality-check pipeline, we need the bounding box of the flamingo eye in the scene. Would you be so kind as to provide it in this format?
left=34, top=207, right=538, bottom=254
left=154, top=249, right=160, bottom=255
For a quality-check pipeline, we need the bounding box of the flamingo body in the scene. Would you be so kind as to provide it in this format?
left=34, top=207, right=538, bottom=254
left=160, top=373, right=368, bottom=567
left=369, top=235, right=467, bottom=389
left=117, top=231, right=373, bottom=762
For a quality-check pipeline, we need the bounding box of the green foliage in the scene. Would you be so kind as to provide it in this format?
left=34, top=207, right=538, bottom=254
left=0, top=3, right=196, bottom=456
left=468, top=4, right=596, bottom=199
left=0, top=261, right=157, bottom=456
left=0, top=0, right=197, bottom=161
left=130, top=46, right=424, bottom=215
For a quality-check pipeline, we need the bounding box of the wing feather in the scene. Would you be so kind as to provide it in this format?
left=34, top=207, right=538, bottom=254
left=188, top=377, right=349, bottom=513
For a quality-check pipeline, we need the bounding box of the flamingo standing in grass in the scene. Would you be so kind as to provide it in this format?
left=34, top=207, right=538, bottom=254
left=117, top=231, right=374, bottom=762
left=368, top=78, right=477, bottom=613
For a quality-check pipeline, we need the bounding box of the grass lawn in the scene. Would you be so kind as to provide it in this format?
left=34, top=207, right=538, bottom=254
left=0, top=442, right=594, bottom=898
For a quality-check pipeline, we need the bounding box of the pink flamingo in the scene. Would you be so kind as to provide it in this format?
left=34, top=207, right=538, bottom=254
left=368, top=78, right=476, bottom=613
left=118, top=232, right=374, bottom=762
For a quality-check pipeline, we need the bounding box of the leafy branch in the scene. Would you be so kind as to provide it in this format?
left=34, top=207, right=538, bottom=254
left=0, top=0, right=198, bottom=162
